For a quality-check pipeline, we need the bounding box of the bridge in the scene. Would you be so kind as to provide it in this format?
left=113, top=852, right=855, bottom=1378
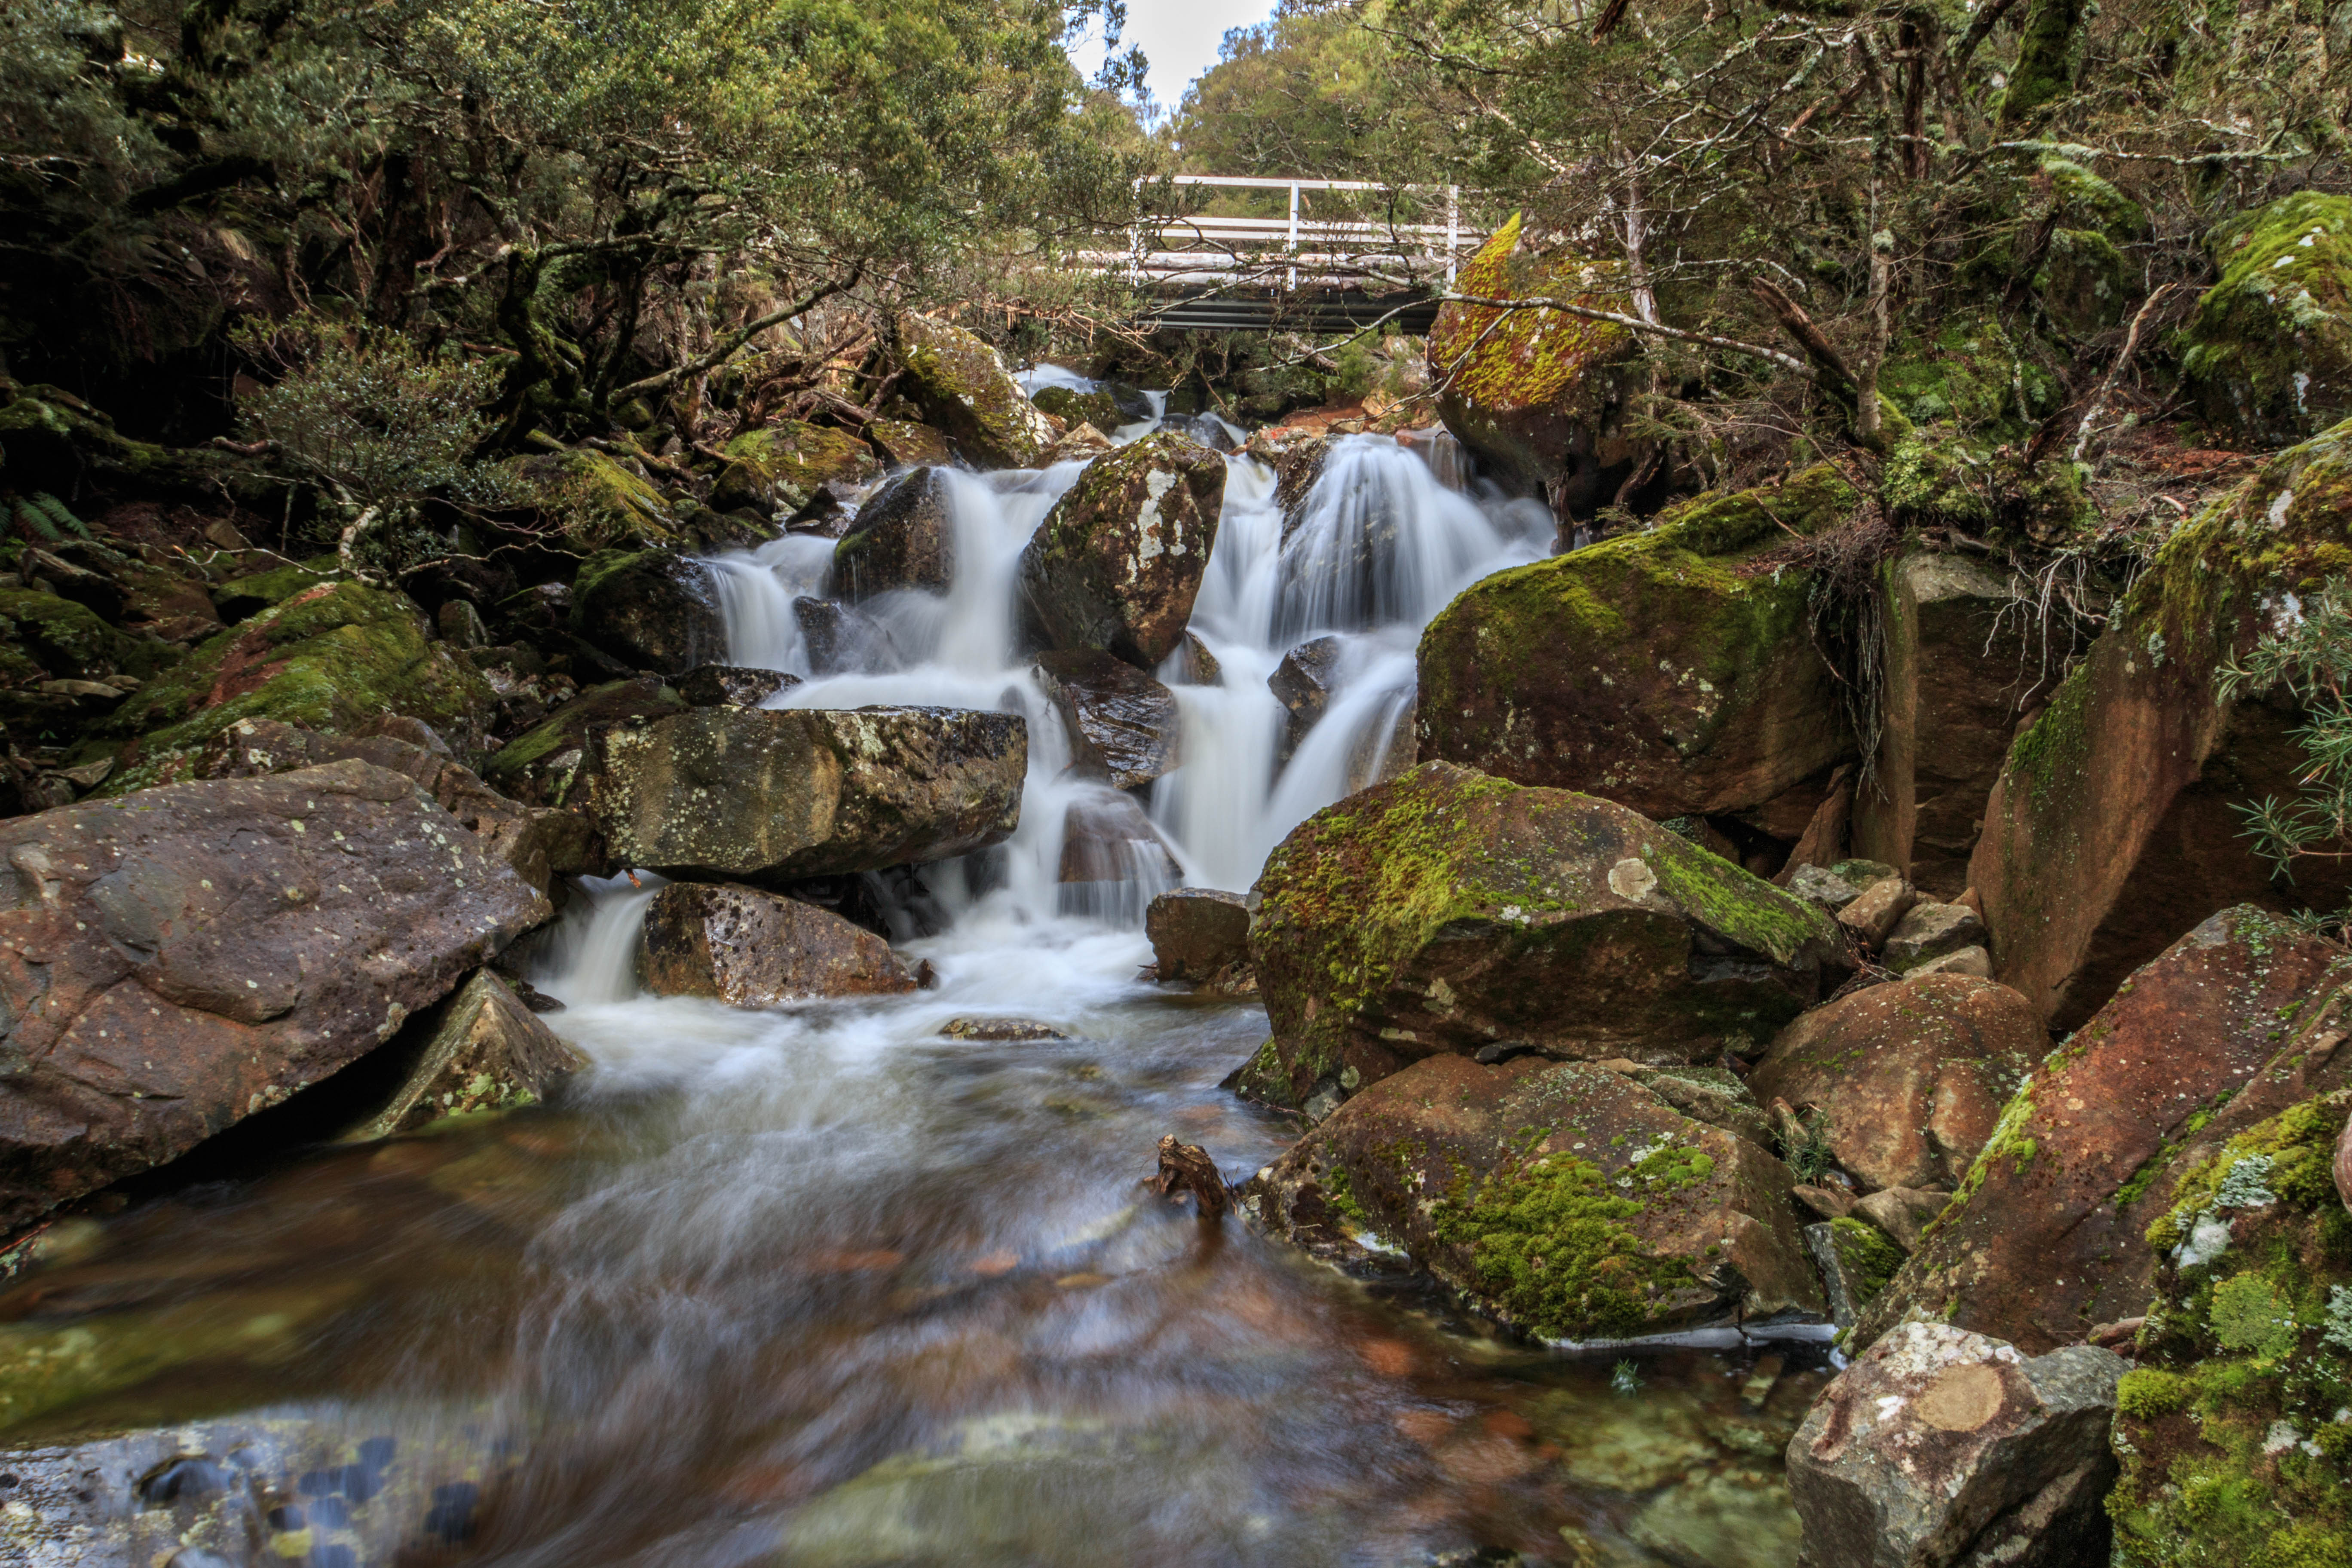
left=1083, top=176, right=1479, bottom=334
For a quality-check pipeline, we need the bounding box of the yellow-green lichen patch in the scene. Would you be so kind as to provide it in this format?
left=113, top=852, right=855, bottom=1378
left=1429, top=213, right=1637, bottom=418
left=1827, top=1216, right=1905, bottom=1308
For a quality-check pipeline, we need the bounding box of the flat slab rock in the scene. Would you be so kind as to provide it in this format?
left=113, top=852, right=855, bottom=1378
left=637, top=882, right=918, bottom=1006
left=0, top=759, right=547, bottom=1229
left=1787, top=1321, right=2122, bottom=1568
left=1243, top=1053, right=1824, bottom=1341
left=579, top=705, right=1026, bottom=881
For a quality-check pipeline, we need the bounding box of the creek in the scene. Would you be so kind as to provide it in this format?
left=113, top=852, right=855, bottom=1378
left=0, top=407, right=1827, bottom=1567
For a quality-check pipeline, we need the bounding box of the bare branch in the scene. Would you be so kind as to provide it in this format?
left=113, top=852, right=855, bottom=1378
left=613, top=270, right=862, bottom=401
left=1438, top=290, right=1815, bottom=377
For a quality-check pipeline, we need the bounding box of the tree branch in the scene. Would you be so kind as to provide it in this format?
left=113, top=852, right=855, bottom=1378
left=612, top=270, right=861, bottom=400
left=1439, top=290, right=1815, bottom=378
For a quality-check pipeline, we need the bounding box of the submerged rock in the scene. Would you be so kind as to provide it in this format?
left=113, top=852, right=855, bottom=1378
left=1747, top=975, right=2039, bottom=1193
left=0, top=760, right=545, bottom=1229
left=1239, top=761, right=1843, bottom=1113
left=1971, top=420, right=2352, bottom=1028
left=1018, top=431, right=1224, bottom=668
left=1244, top=1053, right=1824, bottom=1338
left=1854, top=905, right=2352, bottom=1355
left=1787, top=1321, right=2123, bottom=1568
left=1032, top=646, right=1181, bottom=789
left=1268, top=635, right=1343, bottom=760
left=2107, top=1091, right=2352, bottom=1565
left=1416, top=464, right=1858, bottom=821
left=834, top=466, right=956, bottom=601
left=893, top=313, right=1056, bottom=469
left=638, top=882, right=917, bottom=1005
left=568, top=549, right=725, bottom=677
left=579, top=705, right=1025, bottom=881
left=334, top=970, right=585, bottom=1139
left=793, top=595, right=898, bottom=675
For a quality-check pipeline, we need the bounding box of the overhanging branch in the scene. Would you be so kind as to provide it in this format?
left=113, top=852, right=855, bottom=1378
left=612, top=268, right=863, bottom=401
left=1438, top=290, right=1817, bottom=379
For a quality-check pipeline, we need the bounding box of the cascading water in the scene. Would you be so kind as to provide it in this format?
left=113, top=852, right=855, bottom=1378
left=3, top=401, right=1825, bottom=1568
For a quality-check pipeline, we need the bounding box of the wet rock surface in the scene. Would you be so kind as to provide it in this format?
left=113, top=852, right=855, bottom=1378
left=793, top=594, right=898, bottom=675
left=1746, top=975, right=2040, bottom=1194
left=1145, top=887, right=1254, bottom=990
left=0, top=760, right=545, bottom=1229
left=1240, top=761, right=1843, bottom=1112
left=1032, top=646, right=1181, bottom=790
left=1787, top=1321, right=2123, bottom=1568
left=1244, top=1053, right=1825, bottom=1339
left=1268, top=635, right=1343, bottom=759
left=638, top=882, right=918, bottom=1006
left=1856, top=905, right=2352, bottom=1354
left=568, top=549, right=725, bottom=677
left=1018, top=431, right=1225, bottom=668
left=675, top=664, right=799, bottom=707
left=893, top=314, right=1057, bottom=469
left=833, top=466, right=956, bottom=601
left=579, top=705, right=1026, bottom=881
left=331, top=970, right=585, bottom=1139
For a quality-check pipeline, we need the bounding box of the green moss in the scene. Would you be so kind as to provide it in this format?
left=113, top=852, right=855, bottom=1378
left=214, top=554, right=346, bottom=618
left=896, top=313, right=1052, bottom=469
left=0, top=585, right=173, bottom=681
left=1829, top=1216, right=1906, bottom=1306
left=2118, top=1367, right=2194, bottom=1418
left=2183, top=193, right=2352, bottom=441
left=1429, top=1140, right=1709, bottom=1341
left=519, top=447, right=682, bottom=551
left=1031, top=384, right=1123, bottom=432
left=1650, top=462, right=1859, bottom=555
left=1429, top=213, right=1636, bottom=423
left=2211, top=1271, right=2301, bottom=1359
left=709, top=420, right=878, bottom=513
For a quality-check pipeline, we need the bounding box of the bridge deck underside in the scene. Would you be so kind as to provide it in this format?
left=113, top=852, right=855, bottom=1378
left=1134, top=288, right=1442, bottom=334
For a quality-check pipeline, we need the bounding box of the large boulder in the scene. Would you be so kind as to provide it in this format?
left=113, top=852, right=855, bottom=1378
left=893, top=313, right=1056, bottom=469
left=833, top=466, right=956, bottom=601
left=568, top=549, right=725, bottom=677
left=708, top=419, right=879, bottom=514
left=1850, top=551, right=2042, bottom=897
left=80, top=579, right=495, bottom=795
left=1747, top=975, right=2042, bottom=1194
left=1969, top=418, right=2352, bottom=1028
left=638, top=882, right=917, bottom=1006
left=1236, top=761, right=1844, bottom=1114
left=1146, top=887, right=1253, bottom=989
left=1017, top=432, right=1224, bottom=668
left=332, top=969, right=585, bottom=1140
left=578, top=705, right=1025, bottom=881
left=1787, top=1322, right=2123, bottom=1568
left=1853, top=906, right=2352, bottom=1355
left=1427, top=212, right=1642, bottom=506
left=2181, top=192, right=2352, bottom=443
left=793, top=595, right=898, bottom=675
left=1416, top=464, right=1858, bottom=821
left=2107, top=1092, right=2352, bottom=1566
left=1243, top=1053, right=1825, bottom=1338
left=1032, top=646, right=1181, bottom=789
left=478, top=676, right=686, bottom=808
left=0, top=760, right=546, bottom=1229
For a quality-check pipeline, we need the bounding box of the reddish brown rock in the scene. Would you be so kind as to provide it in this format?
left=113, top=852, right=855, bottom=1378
left=638, top=882, right=916, bottom=1006
left=1746, top=975, right=2042, bottom=1194
left=1017, top=432, right=1224, bottom=668
left=1852, top=904, right=2352, bottom=1354
left=1968, top=424, right=2352, bottom=1028
left=1244, top=1054, right=1824, bottom=1339
left=0, top=760, right=547, bottom=1228
left=1032, top=647, right=1181, bottom=789
left=1056, top=787, right=1180, bottom=890
left=2338, top=1108, right=2352, bottom=1213
left=1145, top=887, right=1253, bottom=988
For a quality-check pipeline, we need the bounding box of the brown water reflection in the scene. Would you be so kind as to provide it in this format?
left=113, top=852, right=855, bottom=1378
left=0, top=990, right=1821, bottom=1567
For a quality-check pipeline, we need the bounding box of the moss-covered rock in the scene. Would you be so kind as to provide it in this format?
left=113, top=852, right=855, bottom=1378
left=893, top=314, right=1055, bottom=470
left=1416, top=463, right=1856, bottom=820
left=708, top=420, right=879, bottom=514
left=2107, top=1092, right=2352, bottom=1567
left=1031, top=383, right=1124, bottom=433
left=0, top=585, right=172, bottom=682
left=1243, top=1052, right=1824, bottom=1339
left=2183, top=192, right=2352, bottom=442
left=1878, top=315, right=2066, bottom=436
left=86, top=580, right=496, bottom=794
left=479, top=675, right=686, bottom=807
left=1971, top=416, right=2352, bottom=1028
left=568, top=548, right=725, bottom=677
left=517, top=446, right=686, bottom=551
left=1017, top=431, right=1224, bottom=667
left=210, top=553, right=345, bottom=622
left=1427, top=213, right=1642, bottom=502
left=834, top=467, right=956, bottom=601
left=1853, top=905, right=2352, bottom=1357
left=1240, top=760, right=1844, bottom=1114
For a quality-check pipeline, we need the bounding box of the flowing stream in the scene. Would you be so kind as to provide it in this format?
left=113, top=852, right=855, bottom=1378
left=0, top=412, right=1827, bottom=1568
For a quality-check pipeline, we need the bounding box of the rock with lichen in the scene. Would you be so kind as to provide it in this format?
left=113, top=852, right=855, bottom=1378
left=1969, top=416, right=2352, bottom=1029
left=1852, top=905, right=2352, bottom=1357
left=1415, top=463, right=1858, bottom=822
left=2106, top=1090, right=2352, bottom=1567
left=708, top=420, right=879, bottom=515
left=1234, top=760, right=1844, bottom=1115
left=2181, top=192, right=2352, bottom=443
left=567, top=548, right=726, bottom=677
left=331, top=969, right=585, bottom=1140
left=1427, top=212, right=1642, bottom=506
left=1243, top=1052, right=1824, bottom=1339
left=1017, top=431, right=1224, bottom=668
left=892, top=313, right=1057, bottom=469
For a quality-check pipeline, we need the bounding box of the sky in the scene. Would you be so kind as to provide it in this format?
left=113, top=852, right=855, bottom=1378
left=1065, top=0, right=1281, bottom=111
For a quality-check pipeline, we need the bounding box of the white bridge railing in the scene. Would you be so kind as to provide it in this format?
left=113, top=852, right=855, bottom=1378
left=1083, top=175, right=1472, bottom=292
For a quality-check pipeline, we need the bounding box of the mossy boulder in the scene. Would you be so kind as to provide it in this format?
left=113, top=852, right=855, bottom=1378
left=708, top=420, right=879, bottom=514
left=518, top=446, right=685, bottom=551
left=1852, top=905, right=2352, bottom=1357
left=0, top=585, right=172, bottom=682
left=479, top=675, right=685, bottom=807
left=892, top=313, right=1056, bottom=470
left=1240, top=760, right=1844, bottom=1115
left=1969, top=417, right=2352, bottom=1029
left=211, top=554, right=344, bottom=622
left=1017, top=431, right=1224, bottom=668
left=0, top=382, right=276, bottom=505
left=568, top=548, right=726, bottom=677
left=86, top=580, right=497, bottom=794
left=1878, top=314, right=2066, bottom=436
left=2182, top=192, right=2352, bottom=442
left=1428, top=212, right=1642, bottom=504
left=866, top=417, right=957, bottom=469
left=1031, top=383, right=1124, bottom=433
left=2107, top=1092, right=2352, bottom=1568
left=1243, top=1052, right=1824, bottom=1339
left=1416, top=463, right=1857, bottom=820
